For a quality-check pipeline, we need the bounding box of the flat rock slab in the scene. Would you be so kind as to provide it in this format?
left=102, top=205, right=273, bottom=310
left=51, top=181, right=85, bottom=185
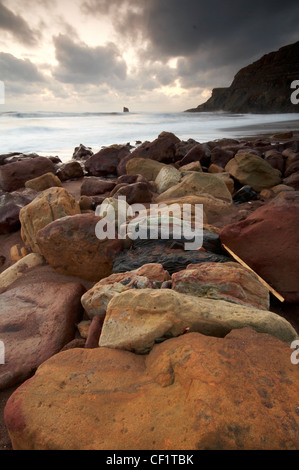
left=0, top=281, right=85, bottom=390
left=4, top=328, right=299, bottom=450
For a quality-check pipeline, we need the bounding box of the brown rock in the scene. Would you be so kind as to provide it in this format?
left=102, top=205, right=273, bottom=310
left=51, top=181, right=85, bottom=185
left=225, top=153, right=281, bottom=191
left=129, top=131, right=180, bottom=163
left=283, top=171, right=299, bottom=190
left=100, top=289, right=296, bottom=353
left=36, top=213, right=124, bottom=282
left=171, top=262, right=269, bottom=310
left=25, top=172, right=62, bottom=192
left=0, top=157, right=55, bottom=192
left=80, top=177, right=116, bottom=196
left=56, top=161, right=84, bottom=181
left=85, top=315, right=105, bottom=349
left=0, top=281, right=85, bottom=390
left=19, top=187, right=81, bottom=253
left=126, top=158, right=166, bottom=181
left=179, top=143, right=211, bottom=167
left=112, top=181, right=153, bottom=205
left=5, top=328, right=299, bottom=450
left=85, top=145, right=130, bottom=176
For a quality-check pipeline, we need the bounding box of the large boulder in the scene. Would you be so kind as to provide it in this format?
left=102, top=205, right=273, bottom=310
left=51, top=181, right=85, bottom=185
left=80, top=177, right=116, bottom=196
left=225, top=153, right=281, bottom=191
left=219, top=193, right=299, bottom=302
left=85, top=145, right=130, bottom=177
left=19, top=187, right=81, bottom=253
left=81, top=263, right=170, bottom=318
left=0, top=157, right=55, bottom=192
left=0, top=188, right=37, bottom=234
left=171, top=262, right=269, bottom=310
left=126, top=158, right=166, bottom=181
left=36, top=213, right=124, bottom=282
left=25, top=172, right=62, bottom=192
left=112, top=181, right=153, bottom=205
left=99, top=289, right=297, bottom=353
left=0, top=281, right=85, bottom=390
left=155, top=166, right=181, bottom=194
left=156, top=172, right=232, bottom=203
left=5, top=328, right=299, bottom=449
left=56, top=161, right=84, bottom=181
left=129, top=132, right=180, bottom=163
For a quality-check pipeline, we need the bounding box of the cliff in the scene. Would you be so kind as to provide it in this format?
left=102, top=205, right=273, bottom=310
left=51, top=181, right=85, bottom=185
left=186, top=41, right=299, bottom=113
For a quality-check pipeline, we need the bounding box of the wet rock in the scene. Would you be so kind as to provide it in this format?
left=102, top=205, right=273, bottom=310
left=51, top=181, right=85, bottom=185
left=233, top=185, right=259, bottom=204
left=72, top=144, right=93, bottom=161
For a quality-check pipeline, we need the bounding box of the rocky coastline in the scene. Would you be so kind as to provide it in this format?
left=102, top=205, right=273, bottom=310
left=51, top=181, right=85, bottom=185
left=0, top=129, right=299, bottom=450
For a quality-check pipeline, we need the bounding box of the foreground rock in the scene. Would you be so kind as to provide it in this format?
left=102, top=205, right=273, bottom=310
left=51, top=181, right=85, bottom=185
left=225, top=153, right=281, bottom=191
left=171, top=262, right=270, bottom=310
left=36, top=213, right=124, bottom=281
left=0, top=253, right=45, bottom=289
left=81, top=263, right=170, bottom=318
left=85, top=145, right=130, bottom=177
left=19, top=187, right=81, bottom=253
left=4, top=328, right=299, bottom=449
left=0, top=281, right=85, bottom=390
left=0, top=157, right=55, bottom=192
left=220, top=193, right=299, bottom=302
left=0, top=188, right=37, bottom=234
left=25, top=173, right=62, bottom=192
left=99, top=289, right=297, bottom=353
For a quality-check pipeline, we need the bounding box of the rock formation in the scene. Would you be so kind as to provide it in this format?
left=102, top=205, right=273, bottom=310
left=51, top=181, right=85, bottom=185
left=186, top=41, right=299, bottom=113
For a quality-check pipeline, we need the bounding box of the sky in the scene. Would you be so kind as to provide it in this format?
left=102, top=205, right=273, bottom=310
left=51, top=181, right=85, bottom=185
left=0, top=0, right=298, bottom=113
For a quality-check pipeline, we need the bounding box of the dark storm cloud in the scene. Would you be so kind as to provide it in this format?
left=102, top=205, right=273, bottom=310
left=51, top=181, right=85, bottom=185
left=0, top=1, right=39, bottom=46
left=82, top=0, right=299, bottom=88
left=0, top=53, right=45, bottom=82
left=53, top=34, right=127, bottom=84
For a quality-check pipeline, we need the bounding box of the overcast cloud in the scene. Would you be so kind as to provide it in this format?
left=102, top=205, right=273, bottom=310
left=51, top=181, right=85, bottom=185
left=0, top=0, right=298, bottom=111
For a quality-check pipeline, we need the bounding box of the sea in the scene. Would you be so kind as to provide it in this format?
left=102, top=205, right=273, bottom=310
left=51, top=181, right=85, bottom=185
left=1, top=111, right=299, bottom=163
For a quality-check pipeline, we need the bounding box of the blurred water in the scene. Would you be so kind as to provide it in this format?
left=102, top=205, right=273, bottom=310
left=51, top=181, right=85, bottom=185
left=0, top=111, right=298, bottom=162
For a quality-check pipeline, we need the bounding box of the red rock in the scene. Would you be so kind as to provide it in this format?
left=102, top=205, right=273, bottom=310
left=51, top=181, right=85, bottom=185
left=56, top=161, right=84, bottom=181
left=80, top=177, right=116, bottom=196
left=219, top=198, right=299, bottom=302
left=36, top=213, right=124, bottom=282
left=4, top=328, right=299, bottom=450
left=85, top=145, right=130, bottom=176
left=179, top=143, right=211, bottom=167
left=112, top=181, right=153, bottom=204
left=210, top=147, right=235, bottom=168
left=129, top=132, right=180, bottom=163
left=0, top=281, right=85, bottom=390
left=171, top=262, right=269, bottom=310
left=283, top=171, right=299, bottom=191
left=0, top=157, right=55, bottom=192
